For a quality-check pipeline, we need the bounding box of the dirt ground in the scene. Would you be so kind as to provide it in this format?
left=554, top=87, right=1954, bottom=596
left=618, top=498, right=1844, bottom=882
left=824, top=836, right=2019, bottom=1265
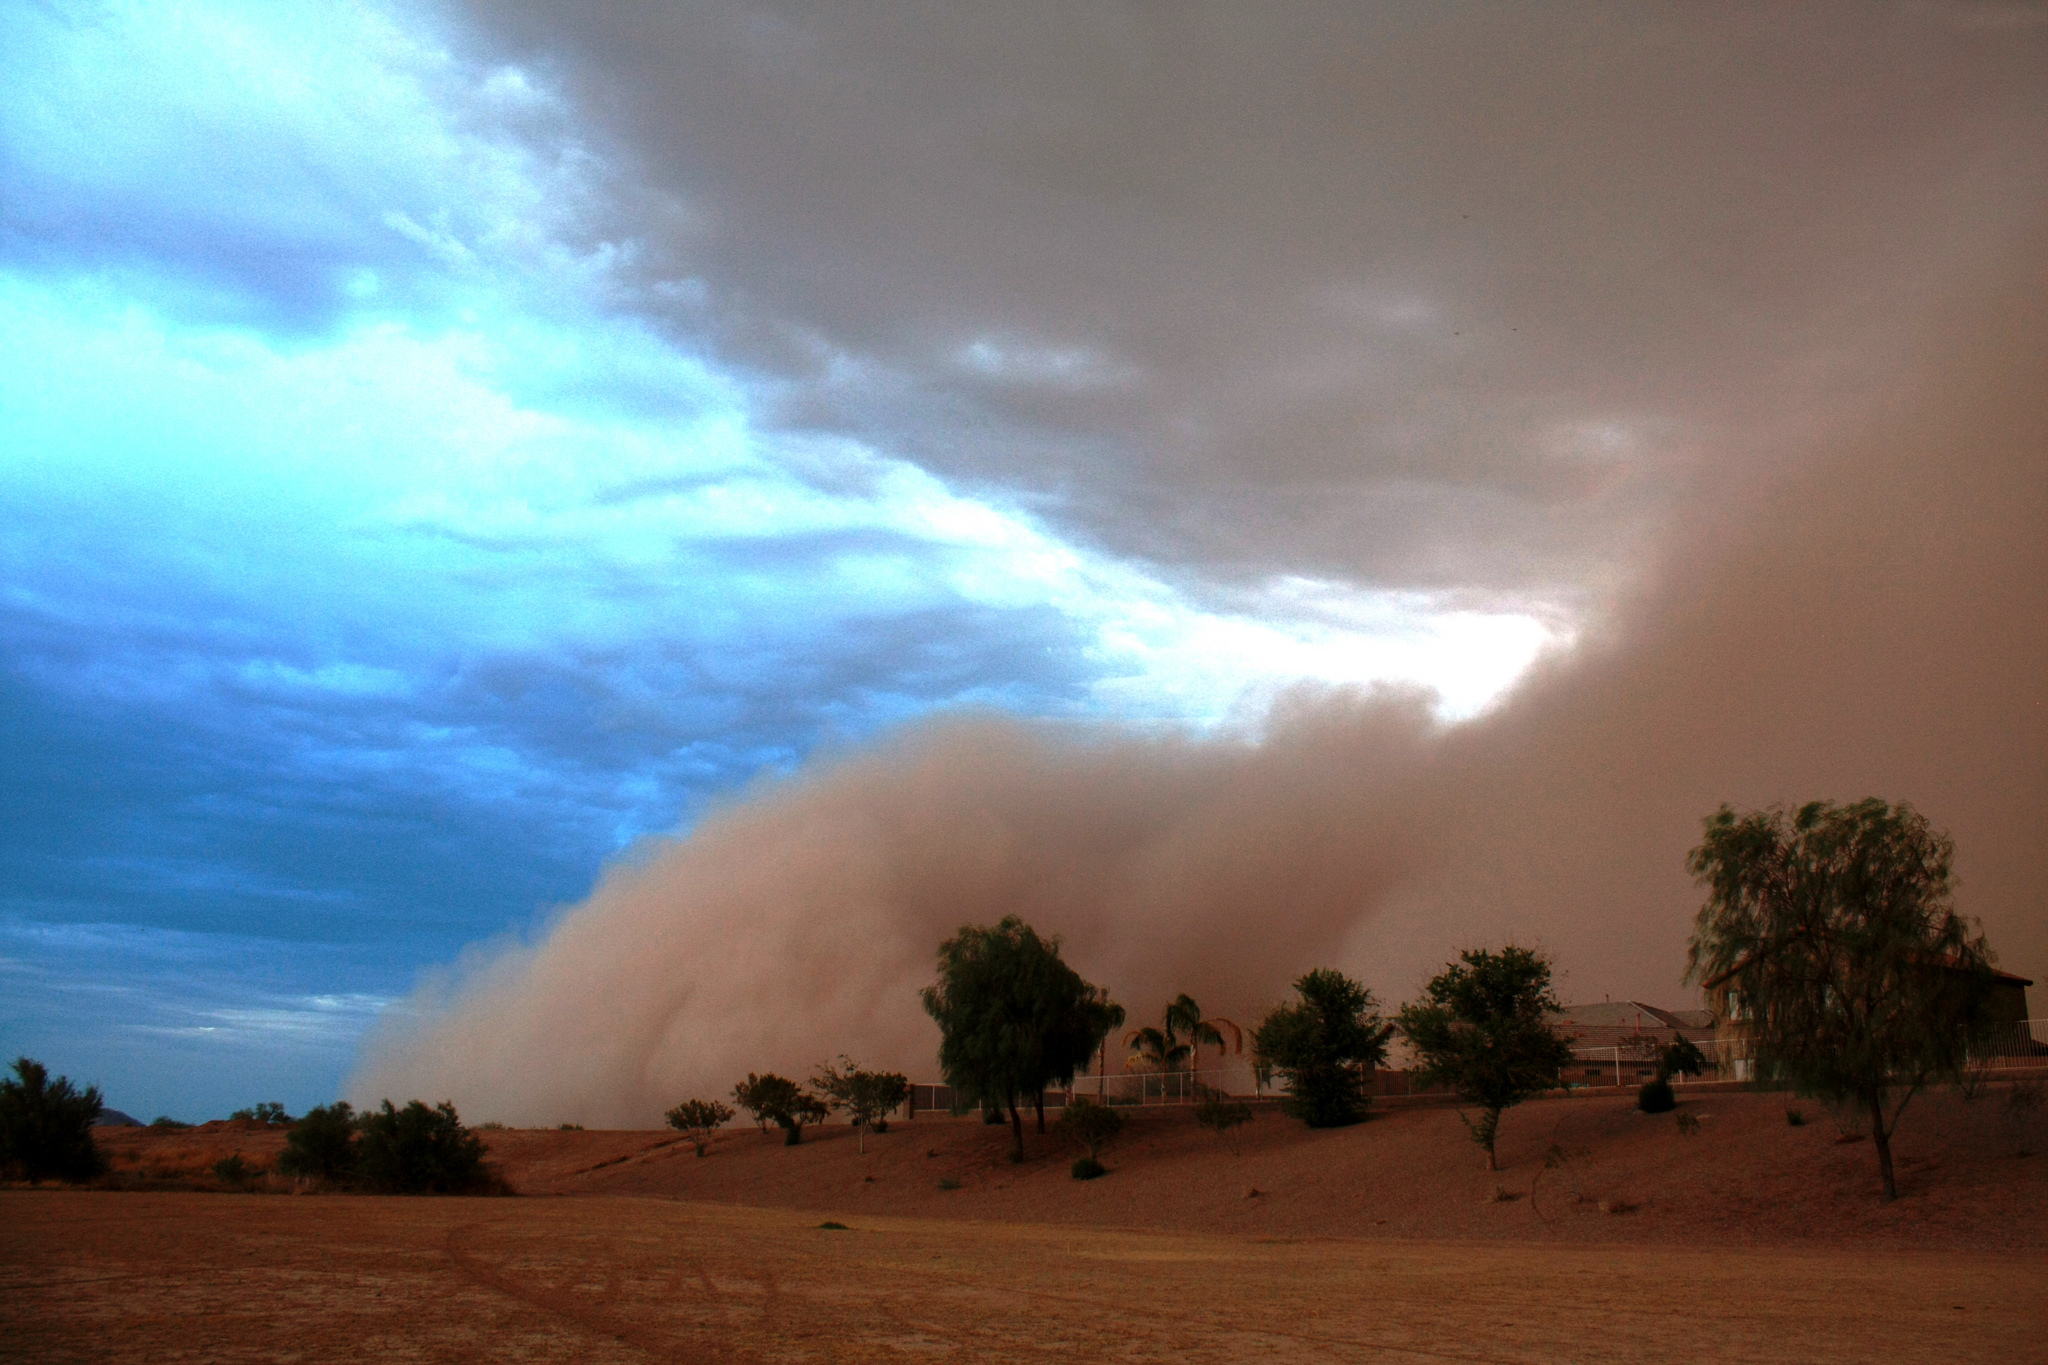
left=11, top=1084, right=2044, bottom=1361
left=4, top=1191, right=2043, bottom=1363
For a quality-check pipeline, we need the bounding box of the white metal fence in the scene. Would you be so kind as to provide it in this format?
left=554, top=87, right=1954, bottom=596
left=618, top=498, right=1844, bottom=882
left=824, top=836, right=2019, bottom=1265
left=1573, top=1019, right=2048, bottom=1087
left=899, top=1021, right=2048, bottom=1115
left=905, top=1066, right=1269, bottom=1117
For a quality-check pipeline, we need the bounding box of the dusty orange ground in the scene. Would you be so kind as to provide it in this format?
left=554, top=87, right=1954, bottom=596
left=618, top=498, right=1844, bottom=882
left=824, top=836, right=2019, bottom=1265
left=490, top=1084, right=2048, bottom=1250
left=4, top=1191, right=2043, bottom=1363
left=13, top=1084, right=2042, bottom=1361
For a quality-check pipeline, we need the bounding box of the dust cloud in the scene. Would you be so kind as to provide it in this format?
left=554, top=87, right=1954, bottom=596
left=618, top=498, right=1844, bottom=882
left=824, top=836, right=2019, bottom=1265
left=353, top=247, right=2045, bottom=1125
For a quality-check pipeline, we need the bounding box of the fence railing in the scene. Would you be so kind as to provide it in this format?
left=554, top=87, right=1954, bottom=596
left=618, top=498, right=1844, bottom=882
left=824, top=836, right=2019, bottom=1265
left=1612, top=1019, right=2048, bottom=1086
left=898, top=1021, right=2048, bottom=1115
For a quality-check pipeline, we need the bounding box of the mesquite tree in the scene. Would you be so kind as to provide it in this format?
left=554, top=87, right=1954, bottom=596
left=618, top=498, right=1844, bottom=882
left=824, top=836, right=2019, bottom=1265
left=1685, top=799, right=1995, bottom=1201
left=1398, top=946, right=1574, bottom=1170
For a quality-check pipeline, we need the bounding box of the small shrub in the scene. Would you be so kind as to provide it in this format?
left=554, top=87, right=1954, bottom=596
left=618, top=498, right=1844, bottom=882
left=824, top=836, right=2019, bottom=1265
left=148, top=1116, right=191, bottom=1131
left=0, top=1057, right=107, bottom=1184
left=666, top=1098, right=737, bottom=1156
left=1636, top=1079, right=1676, bottom=1113
left=937, top=1176, right=962, bottom=1190
left=278, top=1102, right=358, bottom=1184
left=1675, top=1112, right=1700, bottom=1138
left=1071, top=1156, right=1106, bottom=1180
left=818, top=1220, right=849, bottom=1230
left=558, top=1122, right=584, bottom=1131
left=212, top=1154, right=253, bottom=1187
left=1054, top=1097, right=1125, bottom=1161
left=229, top=1102, right=290, bottom=1126
left=476, top=1120, right=505, bottom=1131
left=356, top=1099, right=494, bottom=1194
left=1785, top=1107, right=1807, bottom=1127
left=982, top=1105, right=1007, bottom=1125
left=1193, top=1088, right=1254, bottom=1151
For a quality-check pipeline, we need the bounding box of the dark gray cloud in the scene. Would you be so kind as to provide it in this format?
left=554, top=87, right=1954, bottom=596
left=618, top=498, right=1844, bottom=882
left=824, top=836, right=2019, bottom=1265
left=451, top=0, right=2048, bottom=598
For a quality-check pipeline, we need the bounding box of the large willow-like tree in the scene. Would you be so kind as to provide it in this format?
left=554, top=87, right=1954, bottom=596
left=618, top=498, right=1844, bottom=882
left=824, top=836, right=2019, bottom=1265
left=1685, top=798, right=1995, bottom=1201
left=921, top=916, right=1120, bottom=1162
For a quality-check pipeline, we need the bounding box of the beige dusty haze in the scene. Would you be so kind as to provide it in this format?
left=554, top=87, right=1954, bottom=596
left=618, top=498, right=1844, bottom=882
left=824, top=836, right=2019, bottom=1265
left=354, top=6, right=2047, bottom=1126
left=355, top=253, right=2047, bottom=1126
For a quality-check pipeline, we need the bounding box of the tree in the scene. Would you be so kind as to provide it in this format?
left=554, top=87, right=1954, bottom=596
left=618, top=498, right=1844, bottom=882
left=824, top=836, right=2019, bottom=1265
left=1685, top=798, right=1995, bottom=1200
left=355, top=1099, right=494, bottom=1193
left=1252, top=969, right=1395, bottom=1128
left=1658, top=1036, right=1707, bottom=1082
left=1126, top=994, right=1243, bottom=1097
left=665, top=1098, right=736, bottom=1156
left=0, top=1057, right=107, bottom=1184
left=810, top=1058, right=910, bottom=1153
left=1397, top=947, right=1574, bottom=1169
left=729, top=1073, right=828, bottom=1146
left=920, top=915, right=1119, bottom=1162
left=277, top=1101, right=358, bottom=1183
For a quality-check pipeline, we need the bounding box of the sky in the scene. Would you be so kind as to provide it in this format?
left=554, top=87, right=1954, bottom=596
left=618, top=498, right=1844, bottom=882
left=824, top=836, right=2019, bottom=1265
left=3, top=2, right=2043, bottom=1124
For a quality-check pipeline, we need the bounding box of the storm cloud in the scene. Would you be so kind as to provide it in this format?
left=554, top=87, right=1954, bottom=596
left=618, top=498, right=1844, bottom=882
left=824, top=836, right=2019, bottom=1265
left=355, top=5, right=2046, bottom=1124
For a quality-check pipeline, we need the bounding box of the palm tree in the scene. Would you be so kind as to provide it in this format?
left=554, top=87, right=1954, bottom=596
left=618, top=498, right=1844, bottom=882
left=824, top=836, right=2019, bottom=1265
left=1127, top=994, right=1244, bottom=1100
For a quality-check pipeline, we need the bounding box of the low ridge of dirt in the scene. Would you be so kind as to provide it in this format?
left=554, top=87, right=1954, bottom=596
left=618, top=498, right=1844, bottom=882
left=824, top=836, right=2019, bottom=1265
left=506, top=1085, right=2048, bottom=1250
left=84, top=1082, right=2047, bottom=1248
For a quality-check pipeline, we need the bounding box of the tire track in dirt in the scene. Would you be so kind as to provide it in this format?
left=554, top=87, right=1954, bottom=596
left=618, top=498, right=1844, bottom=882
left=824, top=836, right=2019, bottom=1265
left=443, top=1220, right=751, bottom=1363
left=890, top=1255, right=1527, bottom=1364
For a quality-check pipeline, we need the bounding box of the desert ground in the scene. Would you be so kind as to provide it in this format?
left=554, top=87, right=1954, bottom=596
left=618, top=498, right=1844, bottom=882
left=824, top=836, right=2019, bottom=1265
left=6, top=1085, right=2045, bottom=1361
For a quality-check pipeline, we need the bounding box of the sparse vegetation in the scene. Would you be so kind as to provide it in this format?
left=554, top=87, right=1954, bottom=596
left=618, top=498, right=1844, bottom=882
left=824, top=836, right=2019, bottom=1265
left=937, top=1176, right=962, bottom=1190
left=0, top=1056, right=108, bottom=1184
left=1253, top=968, right=1394, bottom=1128
left=730, top=1073, right=828, bottom=1146
left=557, top=1122, right=584, bottom=1131
left=229, top=1102, right=290, bottom=1126
left=1637, top=1079, right=1676, bottom=1113
left=212, top=1154, right=255, bottom=1187
left=1193, top=1087, right=1254, bottom=1151
left=148, top=1116, right=191, bottom=1131
left=1071, top=1156, right=1106, bottom=1180
left=1398, top=947, right=1574, bottom=1169
left=1675, top=1112, right=1700, bottom=1137
left=665, top=1098, right=737, bottom=1155
left=810, top=1058, right=910, bottom=1151
left=1685, top=798, right=1998, bottom=1201
left=1054, top=1096, right=1125, bottom=1164
left=1785, top=1107, right=1807, bottom=1127
left=277, top=1101, right=359, bottom=1184
left=355, top=1100, right=494, bottom=1194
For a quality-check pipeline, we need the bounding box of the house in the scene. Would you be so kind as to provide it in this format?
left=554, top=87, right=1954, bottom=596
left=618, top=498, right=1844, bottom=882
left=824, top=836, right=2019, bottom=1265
left=1702, top=958, right=2035, bottom=1081
left=1550, top=1000, right=1717, bottom=1086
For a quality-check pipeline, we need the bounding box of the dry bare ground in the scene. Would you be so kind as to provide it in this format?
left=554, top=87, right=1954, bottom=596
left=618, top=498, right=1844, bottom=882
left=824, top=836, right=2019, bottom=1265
left=7, top=1086, right=2045, bottom=1361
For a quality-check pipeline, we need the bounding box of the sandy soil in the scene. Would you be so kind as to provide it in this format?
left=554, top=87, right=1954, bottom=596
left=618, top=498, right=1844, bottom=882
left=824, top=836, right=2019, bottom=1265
left=19, top=1083, right=2040, bottom=1361
left=483, top=1084, right=2048, bottom=1251
left=4, top=1191, right=2042, bottom=1363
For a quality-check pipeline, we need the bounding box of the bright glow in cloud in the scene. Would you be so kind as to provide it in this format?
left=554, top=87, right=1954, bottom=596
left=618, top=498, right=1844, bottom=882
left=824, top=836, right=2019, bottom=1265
left=0, top=0, right=1567, bottom=1116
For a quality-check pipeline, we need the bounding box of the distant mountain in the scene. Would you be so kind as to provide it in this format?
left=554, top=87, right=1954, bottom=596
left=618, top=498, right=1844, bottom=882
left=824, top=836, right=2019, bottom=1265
left=92, top=1109, right=141, bottom=1127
